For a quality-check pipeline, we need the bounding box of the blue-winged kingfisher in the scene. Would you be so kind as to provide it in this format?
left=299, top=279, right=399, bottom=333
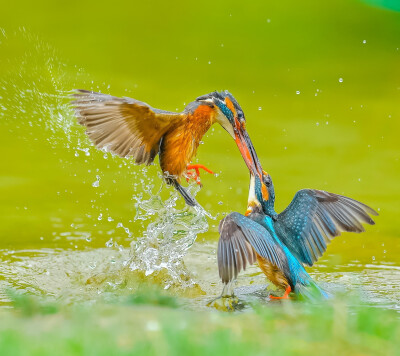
left=218, top=160, right=378, bottom=300
left=72, top=90, right=255, bottom=207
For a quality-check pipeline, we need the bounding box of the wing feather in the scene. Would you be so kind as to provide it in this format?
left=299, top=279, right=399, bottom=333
left=218, top=212, right=287, bottom=284
left=274, top=189, right=378, bottom=266
left=72, top=89, right=183, bottom=164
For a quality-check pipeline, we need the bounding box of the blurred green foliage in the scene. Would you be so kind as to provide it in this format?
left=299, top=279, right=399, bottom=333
left=0, top=290, right=399, bottom=356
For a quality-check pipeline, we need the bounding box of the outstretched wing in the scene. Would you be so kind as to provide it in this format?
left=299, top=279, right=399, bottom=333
left=218, top=212, right=287, bottom=284
left=274, top=189, right=378, bottom=266
left=71, top=90, right=183, bottom=164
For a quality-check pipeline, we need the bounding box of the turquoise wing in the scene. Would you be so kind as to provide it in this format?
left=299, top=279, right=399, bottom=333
left=274, top=189, right=378, bottom=266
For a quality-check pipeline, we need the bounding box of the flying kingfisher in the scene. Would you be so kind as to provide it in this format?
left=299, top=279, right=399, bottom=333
left=218, top=165, right=378, bottom=300
left=72, top=90, right=256, bottom=206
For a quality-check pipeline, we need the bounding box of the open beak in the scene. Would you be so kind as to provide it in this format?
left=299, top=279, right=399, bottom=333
left=234, top=118, right=263, bottom=180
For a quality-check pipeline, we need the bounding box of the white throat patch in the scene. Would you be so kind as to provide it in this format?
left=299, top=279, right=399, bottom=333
left=247, top=175, right=258, bottom=206
left=215, top=110, right=235, bottom=138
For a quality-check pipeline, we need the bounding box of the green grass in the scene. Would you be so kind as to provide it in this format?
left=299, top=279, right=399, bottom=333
left=1, top=290, right=399, bottom=356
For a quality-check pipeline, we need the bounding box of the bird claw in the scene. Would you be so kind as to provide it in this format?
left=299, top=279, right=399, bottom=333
left=186, top=164, right=214, bottom=185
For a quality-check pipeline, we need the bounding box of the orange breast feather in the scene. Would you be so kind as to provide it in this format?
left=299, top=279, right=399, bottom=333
left=160, top=105, right=215, bottom=179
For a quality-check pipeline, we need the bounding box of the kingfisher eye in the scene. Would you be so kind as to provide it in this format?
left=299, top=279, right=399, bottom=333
left=263, top=175, right=272, bottom=187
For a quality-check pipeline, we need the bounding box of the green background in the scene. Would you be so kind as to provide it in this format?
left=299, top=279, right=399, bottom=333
left=1, top=1, right=400, bottom=354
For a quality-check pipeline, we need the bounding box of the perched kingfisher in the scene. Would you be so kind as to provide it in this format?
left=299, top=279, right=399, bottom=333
left=72, top=90, right=257, bottom=206
left=218, top=167, right=378, bottom=300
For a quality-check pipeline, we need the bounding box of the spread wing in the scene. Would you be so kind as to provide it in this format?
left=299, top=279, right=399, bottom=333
left=71, top=89, right=184, bottom=164
left=218, top=212, right=286, bottom=284
left=274, top=189, right=378, bottom=266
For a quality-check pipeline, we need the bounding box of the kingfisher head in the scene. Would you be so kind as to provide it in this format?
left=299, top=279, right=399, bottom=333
left=195, top=91, right=261, bottom=178
left=246, top=170, right=277, bottom=220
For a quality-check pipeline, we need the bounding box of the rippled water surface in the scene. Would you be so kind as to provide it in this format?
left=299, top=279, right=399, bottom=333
left=0, top=0, right=399, bottom=311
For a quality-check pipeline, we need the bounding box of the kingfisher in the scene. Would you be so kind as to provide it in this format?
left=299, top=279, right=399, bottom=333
left=218, top=167, right=378, bottom=300
left=72, top=90, right=257, bottom=206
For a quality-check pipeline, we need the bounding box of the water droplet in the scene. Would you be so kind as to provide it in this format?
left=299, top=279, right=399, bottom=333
left=372, top=256, right=375, bottom=261
left=258, top=106, right=262, bottom=111
left=92, top=175, right=100, bottom=187
left=296, top=91, right=300, bottom=95
left=208, top=61, right=211, bottom=64
left=218, top=201, right=223, bottom=205
left=98, top=213, right=103, bottom=221
left=106, top=238, right=113, bottom=248
left=339, top=78, right=343, bottom=83
left=86, top=236, right=92, bottom=242
left=362, top=40, right=367, bottom=44
left=316, top=122, right=320, bottom=126
left=108, top=216, right=114, bottom=222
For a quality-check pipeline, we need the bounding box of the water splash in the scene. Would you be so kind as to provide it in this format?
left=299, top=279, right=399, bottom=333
left=128, top=184, right=209, bottom=290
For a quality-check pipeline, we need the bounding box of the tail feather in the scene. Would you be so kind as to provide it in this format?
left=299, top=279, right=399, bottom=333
left=169, top=179, right=198, bottom=207
left=295, top=281, right=331, bottom=300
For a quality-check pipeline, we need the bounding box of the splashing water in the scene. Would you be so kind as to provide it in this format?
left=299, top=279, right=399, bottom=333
left=128, top=183, right=210, bottom=290
left=0, top=28, right=88, bottom=151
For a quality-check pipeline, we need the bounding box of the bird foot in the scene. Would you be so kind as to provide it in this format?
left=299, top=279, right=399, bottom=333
left=269, top=286, right=292, bottom=300
left=186, top=164, right=214, bottom=185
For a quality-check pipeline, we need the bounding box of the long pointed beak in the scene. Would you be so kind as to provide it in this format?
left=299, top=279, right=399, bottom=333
left=234, top=119, right=263, bottom=180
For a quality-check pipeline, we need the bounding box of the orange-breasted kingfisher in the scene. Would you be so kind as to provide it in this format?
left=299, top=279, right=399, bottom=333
left=218, top=165, right=378, bottom=300
left=72, top=90, right=256, bottom=207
